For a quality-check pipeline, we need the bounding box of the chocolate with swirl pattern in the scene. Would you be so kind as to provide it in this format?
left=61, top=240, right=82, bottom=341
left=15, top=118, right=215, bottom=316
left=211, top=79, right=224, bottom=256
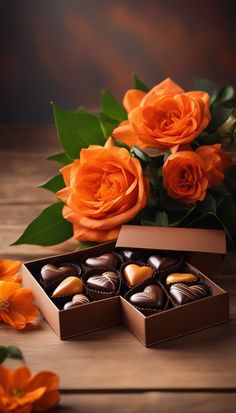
left=87, top=271, right=119, bottom=292
left=169, top=283, right=208, bottom=305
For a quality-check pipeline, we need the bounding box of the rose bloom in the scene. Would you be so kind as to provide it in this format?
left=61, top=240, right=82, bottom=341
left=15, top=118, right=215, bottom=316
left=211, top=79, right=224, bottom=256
left=113, top=78, right=211, bottom=152
left=196, top=144, right=232, bottom=187
left=0, top=281, right=38, bottom=330
left=0, top=365, right=59, bottom=413
left=57, top=144, right=149, bottom=242
left=0, top=257, right=21, bottom=283
left=163, top=151, right=208, bottom=204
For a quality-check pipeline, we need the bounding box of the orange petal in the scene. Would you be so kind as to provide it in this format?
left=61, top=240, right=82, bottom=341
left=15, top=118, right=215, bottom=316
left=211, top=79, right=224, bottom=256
left=123, top=89, right=146, bottom=113
left=73, top=223, right=120, bottom=242
left=32, top=390, right=60, bottom=412
left=0, top=365, right=11, bottom=391
left=27, top=372, right=59, bottom=393
left=0, top=281, right=21, bottom=300
left=11, top=288, right=39, bottom=322
left=1, top=310, right=27, bottom=330
left=112, top=120, right=147, bottom=148
left=16, top=387, right=46, bottom=406
left=10, top=366, right=31, bottom=390
left=0, top=259, right=21, bottom=277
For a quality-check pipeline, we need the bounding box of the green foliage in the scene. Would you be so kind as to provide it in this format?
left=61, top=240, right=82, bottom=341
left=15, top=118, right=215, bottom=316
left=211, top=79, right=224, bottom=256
left=47, top=152, right=72, bottom=165
left=39, top=173, right=65, bottom=193
left=52, top=103, right=105, bottom=159
left=99, top=113, right=119, bottom=138
left=12, top=202, right=73, bottom=246
left=133, top=73, right=150, bottom=92
left=101, top=90, right=127, bottom=122
left=0, top=346, right=24, bottom=364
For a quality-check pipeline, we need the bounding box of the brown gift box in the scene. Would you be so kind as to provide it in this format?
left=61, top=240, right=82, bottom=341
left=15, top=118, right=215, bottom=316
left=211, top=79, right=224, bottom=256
left=21, top=226, right=229, bottom=346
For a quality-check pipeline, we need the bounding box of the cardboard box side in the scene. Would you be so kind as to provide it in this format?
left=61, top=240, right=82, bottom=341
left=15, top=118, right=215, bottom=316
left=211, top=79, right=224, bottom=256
left=116, top=226, right=226, bottom=254
left=59, top=296, right=121, bottom=339
left=145, top=292, right=229, bottom=346
left=120, top=297, right=146, bottom=345
left=21, top=264, right=61, bottom=337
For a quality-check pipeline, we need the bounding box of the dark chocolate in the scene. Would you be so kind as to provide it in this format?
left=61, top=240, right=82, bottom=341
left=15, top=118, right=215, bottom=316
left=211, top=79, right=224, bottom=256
left=63, top=294, right=89, bottom=310
left=41, top=264, right=77, bottom=283
left=130, top=284, right=165, bottom=309
left=169, top=283, right=208, bottom=305
left=147, top=255, right=179, bottom=271
left=85, top=253, right=117, bottom=269
left=87, top=271, right=119, bottom=292
left=121, top=250, right=135, bottom=261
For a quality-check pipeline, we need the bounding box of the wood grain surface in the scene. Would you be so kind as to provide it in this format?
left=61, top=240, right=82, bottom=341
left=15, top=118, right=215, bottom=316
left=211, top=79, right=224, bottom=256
left=0, top=126, right=236, bottom=412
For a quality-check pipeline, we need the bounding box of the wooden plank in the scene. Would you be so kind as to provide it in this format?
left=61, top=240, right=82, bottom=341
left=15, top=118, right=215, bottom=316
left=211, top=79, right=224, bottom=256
left=49, top=393, right=236, bottom=413
left=0, top=276, right=235, bottom=390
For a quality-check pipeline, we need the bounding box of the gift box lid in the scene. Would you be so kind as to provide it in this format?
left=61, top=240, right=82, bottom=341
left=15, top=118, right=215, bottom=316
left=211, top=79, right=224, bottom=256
left=116, top=225, right=226, bottom=254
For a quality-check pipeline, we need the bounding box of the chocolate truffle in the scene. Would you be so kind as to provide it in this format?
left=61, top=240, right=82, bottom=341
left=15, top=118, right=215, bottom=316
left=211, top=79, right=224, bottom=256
left=87, top=272, right=119, bottom=292
left=123, top=264, right=153, bottom=287
left=121, top=250, right=135, bottom=261
left=130, top=285, right=165, bottom=309
left=41, top=264, right=77, bottom=283
left=85, top=253, right=117, bottom=269
left=166, top=273, right=197, bottom=285
left=147, top=255, right=179, bottom=271
left=52, top=276, right=84, bottom=298
left=63, top=294, right=89, bottom=310
left=169, top=283, right=208, bottom=305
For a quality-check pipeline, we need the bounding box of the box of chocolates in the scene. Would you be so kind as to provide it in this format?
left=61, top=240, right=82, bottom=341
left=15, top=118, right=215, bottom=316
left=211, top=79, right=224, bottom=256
left=21, top=226, right=229, bottom=345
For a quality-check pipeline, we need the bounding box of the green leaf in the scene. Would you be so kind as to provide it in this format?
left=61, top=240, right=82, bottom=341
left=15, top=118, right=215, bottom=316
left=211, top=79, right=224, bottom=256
left=0, top=346, right=8, bottom=364
left=159, top=190, right=189, bottom=212
left=39, top=174, right=65, bottom=193
left=52, top=103, right=105, bottom=159
left=193, top=78, right=219, bottom=103
left=132, top=145, right=152, bottom=165
left=99, top=113, right=119, bottom=138
left=224, top=164, right=236, bottom=194
left=12, top=202, right=73, bottom=246
left=214, top=85, right=235, bottom=106
left=133, top=73, right=150, bottom=92
left=141, top=211, right=169, bottom=227
left=47, top=152, right=72, bottom=165
left=207, top=107, right=232, bottom=133
left=101, top=90, right=127, bottom=122
left=113, top=138, right=130, bottom=151
left=78, top=241, right=99, bottom=250
left=163, top=149, right=171, bottom=162
left=7, top=346, right=24, bottom=360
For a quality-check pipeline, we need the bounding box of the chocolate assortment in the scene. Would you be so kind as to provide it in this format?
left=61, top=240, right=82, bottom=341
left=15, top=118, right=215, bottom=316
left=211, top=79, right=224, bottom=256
left=166, top=273, right=197, bottom=285
left=63, top=294, right=89, bottom=310
left=40, top=263, right=80, bottom=287
left=123, top=264, right=153, bottom=287
left=147, top=255, right=180, bottom=271
left=85, top=253, right=118, bottom=269
left=52, top=276, right=84, bottom=298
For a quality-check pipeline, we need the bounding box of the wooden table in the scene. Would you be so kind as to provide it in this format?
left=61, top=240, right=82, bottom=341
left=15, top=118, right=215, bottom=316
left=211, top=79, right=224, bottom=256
left=1, top=125, right=236, bottom=412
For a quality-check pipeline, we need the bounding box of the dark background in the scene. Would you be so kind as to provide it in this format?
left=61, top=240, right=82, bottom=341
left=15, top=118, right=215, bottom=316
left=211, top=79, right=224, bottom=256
left=1, top=0, right=236, bottom=123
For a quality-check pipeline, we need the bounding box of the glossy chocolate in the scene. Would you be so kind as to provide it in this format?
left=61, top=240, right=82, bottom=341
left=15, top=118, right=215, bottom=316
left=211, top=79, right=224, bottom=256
left=52, top=276, right=84, bottom=298
left=130, top=284, right=165, bottom=309
left=147, top=255, right=179, bottom=271
left=121, top=250, right=135, bottom=261
left=63, top=294, right=89, bottom=310
left=169, top=283, right=208, bottom=305
left=87, top=271, right=119, bottom=292
left=166, top=273, right=197, bottom=285
left=123, top=264, right=153, bottom=287
left=41, top=264, right=77, bottom=283
left=85, top=253, right=117, bottom=269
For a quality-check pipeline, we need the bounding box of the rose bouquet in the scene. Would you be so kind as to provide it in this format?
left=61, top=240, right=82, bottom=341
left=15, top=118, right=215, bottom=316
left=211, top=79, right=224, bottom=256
left=14, top=76, right=236, bottom=247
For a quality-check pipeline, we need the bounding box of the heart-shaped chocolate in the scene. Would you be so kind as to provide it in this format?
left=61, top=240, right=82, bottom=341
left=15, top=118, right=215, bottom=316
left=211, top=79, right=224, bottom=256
left=147, top=255, right=179, bottom=271
left=85, top=253, right=117, bottom=269
left=63, top=294, right=89, bottom=310
left=87, top=271, right=119, bottom=292
left=130, top=285, right=165, bottom=309
left=166, top=273, right=197, bottom=285
left=123, top=264, right=153, bottom=287
left=52, top=276, right=84, bottom=298
left=41, top=264, right=77, bottom=283
left=169, top=283, right=208, bottom=305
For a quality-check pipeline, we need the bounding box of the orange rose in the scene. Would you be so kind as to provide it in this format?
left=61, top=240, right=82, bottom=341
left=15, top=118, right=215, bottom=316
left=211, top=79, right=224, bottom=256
left=113, top=78, right=211, bottom=152
left=57, top=145, right=149, bottom=242
left=0, top=365, right=59, bottom=412
left=196, top=144, right=232, bottom=187
left=163, top=151, right=208, bottom=204
left=0, top=257, right=21, bottom=283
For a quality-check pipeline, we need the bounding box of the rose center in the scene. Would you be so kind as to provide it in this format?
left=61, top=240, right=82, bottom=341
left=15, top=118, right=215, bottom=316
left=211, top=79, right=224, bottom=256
left=11, top=389, right=25, bottom=398
left=0, top=299, right=9, bottom=311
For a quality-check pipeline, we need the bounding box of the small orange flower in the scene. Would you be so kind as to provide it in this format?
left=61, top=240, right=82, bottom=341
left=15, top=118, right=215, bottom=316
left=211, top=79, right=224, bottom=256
left=163, top=151, right=208, bottom=204
left=0, top=365, right=60, bottom=413
left=0, top=281, right=38, bottom=330
left=0, top=257, right=21, bottom=283
left=196, top=144, right=232, bottom=187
